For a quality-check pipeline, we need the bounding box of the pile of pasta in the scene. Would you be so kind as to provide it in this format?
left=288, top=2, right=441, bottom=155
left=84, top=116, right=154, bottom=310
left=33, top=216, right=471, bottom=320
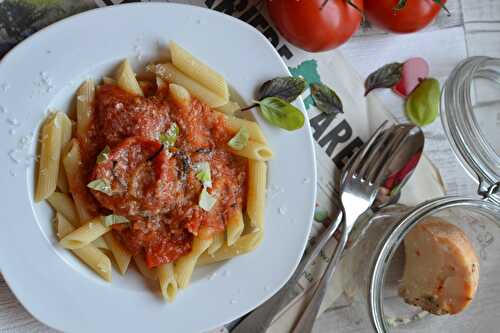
left=35, top=42, right=271, bottom=302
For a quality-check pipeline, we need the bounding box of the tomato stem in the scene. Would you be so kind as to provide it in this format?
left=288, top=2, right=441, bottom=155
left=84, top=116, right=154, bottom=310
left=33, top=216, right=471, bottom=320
left=433, top=0, right=451, bottom=16
left=321, top=0, right=363, bottom=17
left=393, top=0, right=407, bottom=13
left=346, top=0, right=363, bottom=15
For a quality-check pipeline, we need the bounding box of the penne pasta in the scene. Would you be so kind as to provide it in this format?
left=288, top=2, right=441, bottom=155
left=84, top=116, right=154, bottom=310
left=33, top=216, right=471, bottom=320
left=35, top=112, right=63, bottom=202
left=115, top=59, right=143, bottom=96
left=198, top=231, right=264, bottom=266
left=158, top=263, right=178, bottom=303
left=103, top=232, right=131, bottom=275
left=148, top=63, right=227, bottom=108
left=170, top=41, right=229, bottom=100
left=174, top=231, right=213, bottom=289
left=47, top=192, right=79, bottom=226
left=215, top=101, right=240, bottom=115
left=59, top=216, right=110, bottom=249
left=134, top=255, right=158, bottom=281
left=92, top=237, right=109, bottom=250
left=76, top=80, right=95, bottom=139
left=226, top=209, right=244, bottom=246
left=247, top=160, right=267, bottom=230
left=224, top=115, right=267, bottom=144
left=73, top=196, right=92, bottom=224
left=56, top=113, right=73, bottom=193
left=37, top=51, right=274, bottom=301
left=207, top=231, right=224, bottom=256
left=56, top=213, right=111, bottom=282
left=63, top=140, right=93, bottom=223
left=230, top=140, right=273, bottom=161
left=169, top=83, right=191, bottom=106
left=102, top=76, right=116, bottom=85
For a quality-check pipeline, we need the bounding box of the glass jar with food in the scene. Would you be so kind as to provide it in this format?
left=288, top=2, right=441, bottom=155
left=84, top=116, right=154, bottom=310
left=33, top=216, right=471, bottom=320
left=339, top=56, right=500, bottom=332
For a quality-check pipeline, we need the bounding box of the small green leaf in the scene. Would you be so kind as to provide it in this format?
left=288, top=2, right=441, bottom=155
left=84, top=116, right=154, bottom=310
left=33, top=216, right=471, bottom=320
left=310, top=83, right=343, bottom=115
left=160, top=122, right=179, bottom=148
left=194, top=162, right=212, bottom=188
left=405, top=78, right=440, bottom=127
left=227, top=126, right=249, bottom=151
left=103, top=214, right=130, bottom=227
left=199, top=188, right=217, bottom=211
left=96, top=145, right=110, bottom=163
left=257, top=97, right=305, bottom=131
left=87, top=179, right=112, bottom=195
left=365, top=62, right=404, bottom=96
left=258, top=77, right=307, bottom=102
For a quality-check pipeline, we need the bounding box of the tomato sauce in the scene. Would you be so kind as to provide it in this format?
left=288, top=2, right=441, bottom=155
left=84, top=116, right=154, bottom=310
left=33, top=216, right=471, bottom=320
left=76, top=83, right=247, bottom=268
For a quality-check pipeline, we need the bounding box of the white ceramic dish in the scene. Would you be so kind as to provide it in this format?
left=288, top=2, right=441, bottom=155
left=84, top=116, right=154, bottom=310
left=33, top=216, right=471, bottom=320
left=0, top=3, right=316, bottom=333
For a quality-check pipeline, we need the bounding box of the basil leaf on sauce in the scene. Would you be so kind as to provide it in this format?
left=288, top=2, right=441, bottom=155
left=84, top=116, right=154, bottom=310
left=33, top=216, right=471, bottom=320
left=199, top=188, right=217, bottom=212
left=194, top=162, right=212, bottom=188
left=160, top=122, right=179, bottom=148
left=227, top=126, right=249, bottom=151
left=87, top=179, right=112, bottom=195
left=103, top=214, right=129, bottom=227
left=96, top=145, right=110, bottom=163
left=257, top=97, right=305, bottom=131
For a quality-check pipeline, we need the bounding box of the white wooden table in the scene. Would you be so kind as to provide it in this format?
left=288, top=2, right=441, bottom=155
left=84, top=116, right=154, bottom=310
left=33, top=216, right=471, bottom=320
left=0, top=1, right=499, bottom=332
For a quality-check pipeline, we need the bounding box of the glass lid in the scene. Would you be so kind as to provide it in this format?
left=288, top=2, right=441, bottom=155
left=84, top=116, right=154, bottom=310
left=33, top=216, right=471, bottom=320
left=441, top=56, right=500, bottom=203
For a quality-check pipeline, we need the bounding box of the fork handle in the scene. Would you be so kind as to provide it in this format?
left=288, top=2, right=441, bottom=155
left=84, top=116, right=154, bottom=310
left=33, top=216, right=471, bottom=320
left=291, top=220, right=349, bottom=333
left=231, top=211, right=343, bottom=333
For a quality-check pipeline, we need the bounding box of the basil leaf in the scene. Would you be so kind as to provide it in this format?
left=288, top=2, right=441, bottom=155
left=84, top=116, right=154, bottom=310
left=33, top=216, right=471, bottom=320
left=227, top=127, right=249, bottom=151
left=87, top=179, right=112, bottom=195
left=160, top=122, right=179, bottom=147
left=103, top=214, right=129, bottom=227
left=364, top=62, right=404, bottom=96
left=310, top=83, right=343, bottom=115
left=257, top=97, right=305, bottom=131
left=194, top=162, right=212, bottom=188
left=258, top=77, right=307, bottom=102
left=199, top=188, right=217, bottom=211
left=96, top=145, right=110, bottom=163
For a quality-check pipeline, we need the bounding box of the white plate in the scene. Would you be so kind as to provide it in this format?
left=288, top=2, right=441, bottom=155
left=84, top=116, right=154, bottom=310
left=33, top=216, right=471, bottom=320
left=0, top=3, right=316, bottom=333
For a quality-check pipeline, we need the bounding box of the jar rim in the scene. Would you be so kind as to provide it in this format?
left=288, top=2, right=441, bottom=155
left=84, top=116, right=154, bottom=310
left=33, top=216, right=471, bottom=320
left=441, top=56, right=500, bottom=202
left=367, top=197, right=500, bottom=332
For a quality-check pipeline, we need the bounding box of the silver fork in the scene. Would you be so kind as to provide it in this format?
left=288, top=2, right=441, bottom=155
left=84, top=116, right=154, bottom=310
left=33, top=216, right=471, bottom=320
left=231, top=122, right=391, bottom=333
left=291, top=121, right=401, bottom=333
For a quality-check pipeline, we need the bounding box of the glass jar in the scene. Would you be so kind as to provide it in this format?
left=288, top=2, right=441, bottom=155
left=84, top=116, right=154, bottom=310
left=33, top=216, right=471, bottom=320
left=340, top=57, right=500, bottom=332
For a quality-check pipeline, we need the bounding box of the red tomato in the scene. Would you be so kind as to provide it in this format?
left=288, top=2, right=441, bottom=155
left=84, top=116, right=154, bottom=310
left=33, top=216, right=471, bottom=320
left=365, top=0, right=447, bottom=33
left=267, top=0, right=363, bottom=52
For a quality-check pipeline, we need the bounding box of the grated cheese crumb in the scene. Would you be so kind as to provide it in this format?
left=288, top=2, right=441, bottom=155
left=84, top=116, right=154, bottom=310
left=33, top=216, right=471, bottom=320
left=7, top=117, right=19, bottom=126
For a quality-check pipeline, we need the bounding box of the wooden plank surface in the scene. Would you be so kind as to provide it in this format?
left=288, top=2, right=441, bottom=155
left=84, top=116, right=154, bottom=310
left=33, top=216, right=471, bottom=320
left=0, top=1, right=498, bottom=332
